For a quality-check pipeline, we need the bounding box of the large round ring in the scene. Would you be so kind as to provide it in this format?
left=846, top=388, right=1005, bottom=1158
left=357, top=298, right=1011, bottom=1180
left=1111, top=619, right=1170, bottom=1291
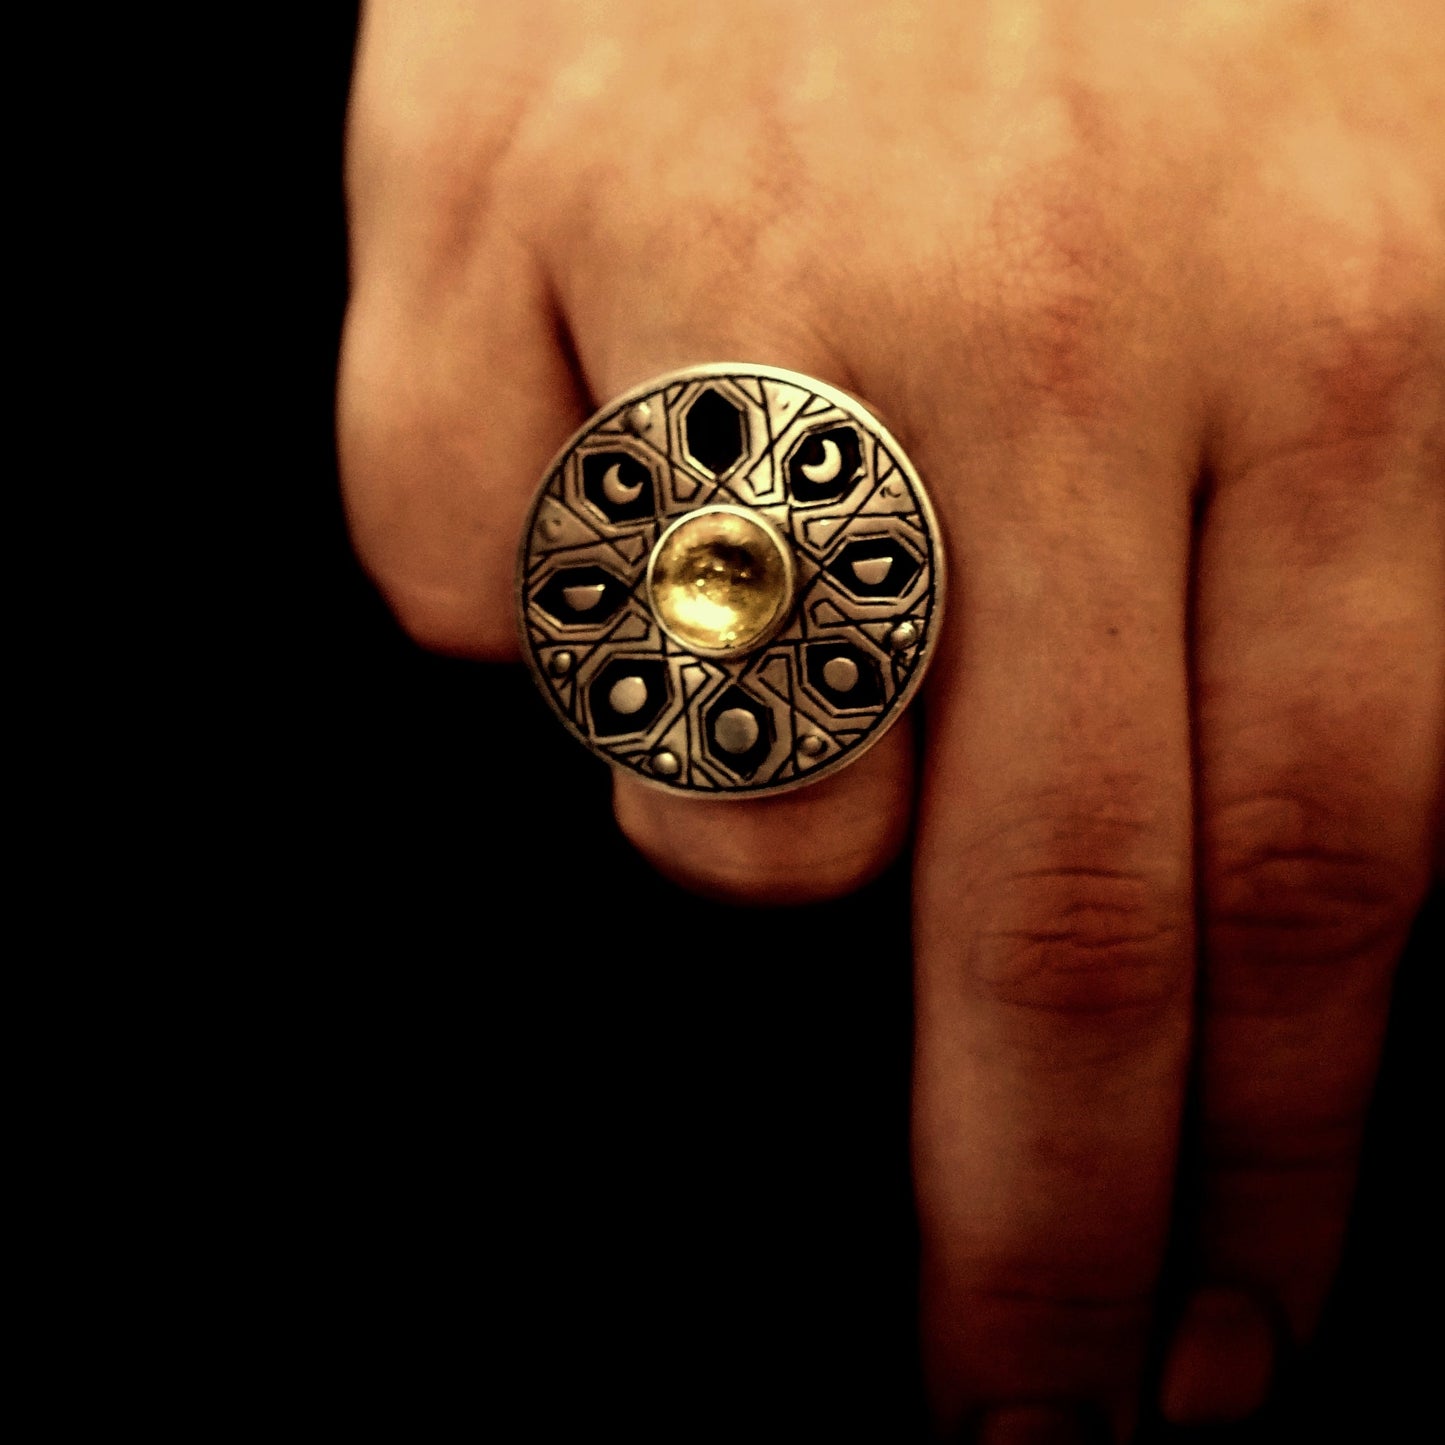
left=517, top=364, right=944, bottom=796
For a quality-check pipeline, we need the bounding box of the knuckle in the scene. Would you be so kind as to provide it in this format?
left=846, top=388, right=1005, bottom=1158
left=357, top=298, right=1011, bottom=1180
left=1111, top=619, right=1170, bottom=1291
left=1207, top=791, right=1423, bottom=981
left=1203, top=1110, right=1363, bottom=1181
left=1259, top=207, right=1445, bottom=462
left=348, top=64, right=531, bottom=296
left=978, top=93, right=1142, bottom=414
left=338, top=327, right=515, bottom=662
left=986, top=195, right=1120, bottom=406
left=336, top=305, right=423, bottom=516
left=959, top=809, right=1189, bottom=1021
left=1225, top=173, right=1445, bottom=551
left=1296, top=290, right=1445, bottom=450
left=974, top=892, right=1186, bottom=1020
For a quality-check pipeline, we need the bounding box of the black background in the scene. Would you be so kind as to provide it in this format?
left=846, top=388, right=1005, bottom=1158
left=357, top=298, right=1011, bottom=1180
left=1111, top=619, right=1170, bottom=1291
left=276, top=9, right=1439, bottom=1439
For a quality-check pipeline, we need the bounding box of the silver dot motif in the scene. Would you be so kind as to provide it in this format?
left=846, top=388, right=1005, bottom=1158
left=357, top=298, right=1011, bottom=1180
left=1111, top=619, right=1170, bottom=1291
left=652, top=750, right=680, bottom=777
left=889, top=622, right=918, bottom=653
left=714, top=707, right=760, bottom=756
left=547, top=651, right=574, bottom=677
left=822, top=656, right=860, bottom=693
left=609, top=676, right=648, bottom=715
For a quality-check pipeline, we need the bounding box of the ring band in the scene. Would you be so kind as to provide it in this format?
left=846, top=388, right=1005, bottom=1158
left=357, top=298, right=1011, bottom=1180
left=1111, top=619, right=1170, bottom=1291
left=517, top=363, right=944, bottom=796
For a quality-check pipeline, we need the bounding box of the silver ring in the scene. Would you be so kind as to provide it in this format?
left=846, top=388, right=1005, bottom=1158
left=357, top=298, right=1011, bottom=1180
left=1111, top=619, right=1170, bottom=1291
left=517, top=363, right=945, bottom=796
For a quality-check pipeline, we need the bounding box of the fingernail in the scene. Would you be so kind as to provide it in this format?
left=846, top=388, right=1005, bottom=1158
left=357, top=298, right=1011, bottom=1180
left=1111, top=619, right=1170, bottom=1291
left=1159, top=1285, right=1275, bottom=1425
left=976, top=1405, right=1101, bottom=1445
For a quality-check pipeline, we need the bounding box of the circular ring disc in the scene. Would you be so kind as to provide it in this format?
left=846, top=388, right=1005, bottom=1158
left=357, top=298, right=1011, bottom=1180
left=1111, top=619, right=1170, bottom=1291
left=516, top=363, right=945, bottom=797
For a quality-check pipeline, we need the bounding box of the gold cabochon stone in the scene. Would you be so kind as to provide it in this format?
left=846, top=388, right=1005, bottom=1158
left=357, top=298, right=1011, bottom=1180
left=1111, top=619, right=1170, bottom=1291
left=646, top=505, right=794, bottom=658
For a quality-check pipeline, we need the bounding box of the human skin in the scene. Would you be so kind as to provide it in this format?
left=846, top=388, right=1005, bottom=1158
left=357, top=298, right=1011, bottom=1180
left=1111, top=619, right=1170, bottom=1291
left=337, top=1, right=1444, bottom=1438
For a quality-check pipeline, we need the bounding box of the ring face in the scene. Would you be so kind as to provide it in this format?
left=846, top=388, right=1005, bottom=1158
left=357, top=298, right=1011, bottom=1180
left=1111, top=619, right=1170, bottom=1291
left=517, top=364, right=944, bottom=796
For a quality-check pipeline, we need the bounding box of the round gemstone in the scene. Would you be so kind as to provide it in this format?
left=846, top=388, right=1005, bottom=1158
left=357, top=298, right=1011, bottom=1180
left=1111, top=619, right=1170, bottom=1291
left=647, top=506, right=793, bottom=657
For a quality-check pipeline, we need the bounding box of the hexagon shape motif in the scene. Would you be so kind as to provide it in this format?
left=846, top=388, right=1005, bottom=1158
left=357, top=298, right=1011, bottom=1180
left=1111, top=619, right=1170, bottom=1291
left=588, top=658, right=671, bottom=738
left=534, top=565, right=629, bottom=628
left=825, top=537, right=922, bottom=599
left=787, top=424, right=863, bottom=504
left=703, top=684, right=775, bottom=779
left=683, top=387, right=746, bottom=476
left=580, top=449, right=656, bottom=525
left=804, top=642, right=884, bottom=712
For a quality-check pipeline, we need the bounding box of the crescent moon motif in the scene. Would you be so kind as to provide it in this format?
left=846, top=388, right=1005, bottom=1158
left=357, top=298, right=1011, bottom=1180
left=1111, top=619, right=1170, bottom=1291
left=800, top=437, right=843, bottom=485
left=601, top=461, right=644, bottom=506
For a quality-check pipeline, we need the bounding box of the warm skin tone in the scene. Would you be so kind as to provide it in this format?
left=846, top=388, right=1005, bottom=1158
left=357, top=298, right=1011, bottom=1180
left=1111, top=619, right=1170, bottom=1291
left=339, top=1, right=1444, bottom=1438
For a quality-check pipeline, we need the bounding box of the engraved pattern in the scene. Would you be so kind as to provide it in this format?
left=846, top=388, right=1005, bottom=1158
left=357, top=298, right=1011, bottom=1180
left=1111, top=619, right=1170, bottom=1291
left=519, top=367, right=943, bottom=795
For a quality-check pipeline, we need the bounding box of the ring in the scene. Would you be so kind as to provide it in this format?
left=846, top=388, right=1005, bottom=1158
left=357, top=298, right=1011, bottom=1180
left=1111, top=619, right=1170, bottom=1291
left=517, top=363, right=944, bottom=796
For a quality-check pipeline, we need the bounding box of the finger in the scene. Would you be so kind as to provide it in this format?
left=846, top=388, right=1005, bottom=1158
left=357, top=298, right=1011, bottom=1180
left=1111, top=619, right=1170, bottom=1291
left=536, top=145, right=922, bottom=902
left=1163, top=223, right=1445, bottom=1424
left=337, top=5, right=586, bottom=659
left=595, top=342, right=919, bottom=903
left=911, top=415, right=1198, bottom=1434
left=614, top=728, right=915, bottom=904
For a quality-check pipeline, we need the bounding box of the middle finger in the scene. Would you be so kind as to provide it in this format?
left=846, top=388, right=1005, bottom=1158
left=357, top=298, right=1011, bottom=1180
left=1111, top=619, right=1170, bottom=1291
left=912, top=356, right=1200, bottom=1435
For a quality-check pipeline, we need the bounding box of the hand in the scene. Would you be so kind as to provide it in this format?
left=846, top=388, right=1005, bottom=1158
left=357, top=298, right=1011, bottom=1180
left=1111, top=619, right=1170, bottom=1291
left=337, top=1, right=1444, bottom=1436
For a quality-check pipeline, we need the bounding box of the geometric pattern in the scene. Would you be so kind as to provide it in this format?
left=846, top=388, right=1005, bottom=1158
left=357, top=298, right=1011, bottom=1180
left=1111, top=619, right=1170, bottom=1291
left=517, top=364, right=944, bottom=795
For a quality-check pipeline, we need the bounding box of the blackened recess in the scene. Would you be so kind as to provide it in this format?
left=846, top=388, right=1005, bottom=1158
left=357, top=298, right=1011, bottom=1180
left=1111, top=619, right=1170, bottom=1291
left=589, top=657, right=671, bottom=738
left=788, top=425, right=862, bottom=504
left=581, top=450, right=656, bottom=524
left=703, top=685, right=775, bottom=779
left=534, top=565, right=628, bottom=628
left=805, top=642, right=884, bottom=711
left=825, top=537, right=922, bottom=599
left=683, top=387, right=746, bottom=475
